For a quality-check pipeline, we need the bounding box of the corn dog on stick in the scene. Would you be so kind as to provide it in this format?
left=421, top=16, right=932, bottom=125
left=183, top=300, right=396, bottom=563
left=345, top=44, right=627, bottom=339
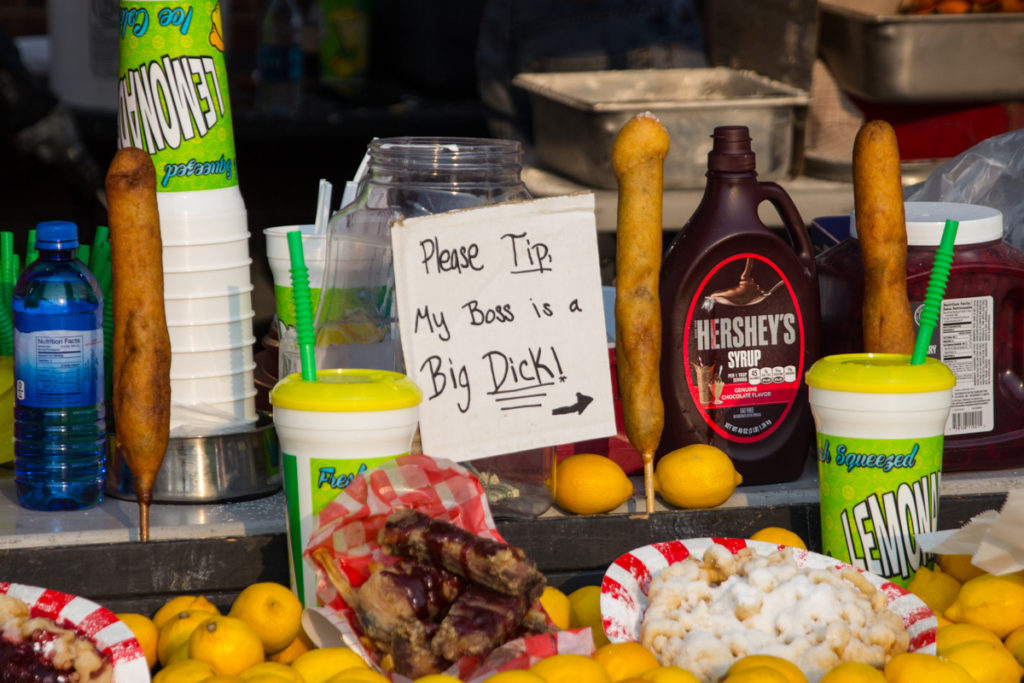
left=612, top=113, right=670, bottom=515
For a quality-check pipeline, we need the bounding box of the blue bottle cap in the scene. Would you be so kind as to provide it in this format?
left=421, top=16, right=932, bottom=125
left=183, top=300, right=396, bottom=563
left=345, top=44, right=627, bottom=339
left=35, top=221, right=79, bottom=250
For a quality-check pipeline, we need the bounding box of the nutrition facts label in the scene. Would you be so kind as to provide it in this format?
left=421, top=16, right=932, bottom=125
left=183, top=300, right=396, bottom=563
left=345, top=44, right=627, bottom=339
left=932, top=296, right=993, bottom=435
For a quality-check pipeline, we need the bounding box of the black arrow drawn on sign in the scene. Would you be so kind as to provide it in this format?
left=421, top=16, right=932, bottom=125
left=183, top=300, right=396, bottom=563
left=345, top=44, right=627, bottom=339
left=552, top=392, right=593, bottom=415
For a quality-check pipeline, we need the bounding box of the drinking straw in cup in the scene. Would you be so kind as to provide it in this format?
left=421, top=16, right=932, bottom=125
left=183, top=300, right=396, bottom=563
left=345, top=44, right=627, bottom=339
left=911, top=219, right=958, bottom=365
left=287, top=230, right=317, bottom=382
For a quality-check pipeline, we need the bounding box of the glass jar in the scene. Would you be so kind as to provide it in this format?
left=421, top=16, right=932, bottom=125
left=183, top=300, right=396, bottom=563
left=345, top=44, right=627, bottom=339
left=314, top=137, right=550, bottom=518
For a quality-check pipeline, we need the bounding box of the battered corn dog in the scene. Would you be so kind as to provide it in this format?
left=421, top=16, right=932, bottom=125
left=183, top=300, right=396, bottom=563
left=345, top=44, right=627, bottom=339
left=105, top=147, right=172, bottom=542
left=612, top=113, right=670, bottom=514
left=853, top=120, right=915, bottom=354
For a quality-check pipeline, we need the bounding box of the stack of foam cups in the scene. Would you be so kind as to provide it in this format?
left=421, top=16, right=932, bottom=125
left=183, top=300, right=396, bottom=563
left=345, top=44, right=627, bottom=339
left=118, top=0, right=257, bottom=435
left=162, top=198, right=257, bottom=433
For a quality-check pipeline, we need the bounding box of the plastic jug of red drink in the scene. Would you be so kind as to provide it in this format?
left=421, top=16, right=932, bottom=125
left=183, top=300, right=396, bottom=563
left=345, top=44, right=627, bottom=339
left=659, top=126, right=820, bottom=484
left=817, top=201, right=1024, bottom=472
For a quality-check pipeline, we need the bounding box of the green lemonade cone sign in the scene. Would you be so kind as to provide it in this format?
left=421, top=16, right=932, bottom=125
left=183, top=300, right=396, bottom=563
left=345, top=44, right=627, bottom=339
left=118, top=0, right=238, bottom=192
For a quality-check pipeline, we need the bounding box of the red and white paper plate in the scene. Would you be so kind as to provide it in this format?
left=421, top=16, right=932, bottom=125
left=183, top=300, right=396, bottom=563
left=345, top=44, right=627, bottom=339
left=0, top=582, right=151, bottom=682
left=600, top=537, right=937, bottom=654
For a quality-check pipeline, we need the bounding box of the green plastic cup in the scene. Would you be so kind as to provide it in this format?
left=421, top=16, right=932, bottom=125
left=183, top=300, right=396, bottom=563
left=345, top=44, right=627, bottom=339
left=806, top=353, right=955, bottom=587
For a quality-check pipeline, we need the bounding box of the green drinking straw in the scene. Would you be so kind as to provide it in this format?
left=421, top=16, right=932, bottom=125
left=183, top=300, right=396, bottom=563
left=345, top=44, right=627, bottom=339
left=0, top=232, right=14, bottom=356
left=287, top=229, right=317, bottom=382
left=911, top=219, right=959, bottom=365
left=25, top=229, right=36, bottom=266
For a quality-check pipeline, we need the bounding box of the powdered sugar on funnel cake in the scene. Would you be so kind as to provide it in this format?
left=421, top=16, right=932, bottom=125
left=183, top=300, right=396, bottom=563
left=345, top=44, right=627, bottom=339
left=601, top=538, right=936, bottom=683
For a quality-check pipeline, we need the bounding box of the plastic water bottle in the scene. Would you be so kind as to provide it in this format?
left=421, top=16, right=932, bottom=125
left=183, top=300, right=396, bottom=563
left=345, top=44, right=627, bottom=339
left=256, top=0, right=304, bottom=112
left=13, top=221, right=106, bottom=511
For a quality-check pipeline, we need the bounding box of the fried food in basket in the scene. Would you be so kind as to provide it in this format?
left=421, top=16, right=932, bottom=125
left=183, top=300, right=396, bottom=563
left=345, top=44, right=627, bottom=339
left=312, top=508, right=550, bottom=678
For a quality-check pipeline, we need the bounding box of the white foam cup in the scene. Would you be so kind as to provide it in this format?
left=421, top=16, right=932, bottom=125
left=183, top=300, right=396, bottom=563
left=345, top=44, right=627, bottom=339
left=162, top=235, right=252, bottom=271
left=163, top=260, right=253, bottom=298
left=170, top=344, right=256, bottom=378
left=168, top=317, right=255, bottom=352
left=164, top=287, right=254, bottom=326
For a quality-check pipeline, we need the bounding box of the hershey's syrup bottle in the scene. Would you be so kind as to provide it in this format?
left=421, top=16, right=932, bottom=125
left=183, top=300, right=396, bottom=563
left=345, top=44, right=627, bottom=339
left=659, top=126, right=820, bottom=484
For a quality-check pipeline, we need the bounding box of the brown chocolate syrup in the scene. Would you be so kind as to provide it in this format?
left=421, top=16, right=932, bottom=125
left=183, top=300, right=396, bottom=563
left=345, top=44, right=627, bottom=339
left=659, top=126, right=821, bottom=484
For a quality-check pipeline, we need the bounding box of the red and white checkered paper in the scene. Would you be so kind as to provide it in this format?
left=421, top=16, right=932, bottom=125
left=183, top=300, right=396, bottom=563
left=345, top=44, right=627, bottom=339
left=303, top=453, right=594, bottom=683
left=0, top=582, right=151, bottom=683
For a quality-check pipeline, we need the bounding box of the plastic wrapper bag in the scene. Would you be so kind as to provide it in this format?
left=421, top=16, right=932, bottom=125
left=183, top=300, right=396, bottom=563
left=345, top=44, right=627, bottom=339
left=301, top=454, right=594, bottom=682
left=905, top=128, right=1024, bottom=249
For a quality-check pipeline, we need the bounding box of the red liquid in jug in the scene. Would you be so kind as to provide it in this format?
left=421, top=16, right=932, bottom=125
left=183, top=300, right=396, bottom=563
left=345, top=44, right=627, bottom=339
left=817, top=202, right=1024, bottom=472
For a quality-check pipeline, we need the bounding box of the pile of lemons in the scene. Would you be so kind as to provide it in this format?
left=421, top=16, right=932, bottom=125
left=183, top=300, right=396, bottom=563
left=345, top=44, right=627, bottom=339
left=117, top=582, right=372, bottom=683
left=902, top=553, right=1024, bottom=683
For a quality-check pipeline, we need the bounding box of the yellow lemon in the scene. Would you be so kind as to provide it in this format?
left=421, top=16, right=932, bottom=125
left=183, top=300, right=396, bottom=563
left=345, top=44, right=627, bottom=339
left=748, top=527, right=807, bottom=550
left=268, top=629, right=315, bottom=664
left=152, top=658, right=217, bottom=683
left=203, top=677, right=246, bottom=683
left=241, top=661, right=306, bottom=681
left=157, top=608, right=220, bottom=666
left=530, top=654, right=613, bottom=683
left=907, top=566, right=962, bottom=615
left=593, top=642, right=660, bottom=682
left=188, top=615, right=265, bottom=676
left=411, top=676, right=463, bottom=683
left=941, top=639, right=1024, bottom=683
left=936, top=555, right=987, bottom=584
left=539, top=586, right=571, bottom=630
left=326, top=667, right=390, bottom=683
left=936, top=623, right=1003, bottom=652
left=943, top=572, right=1024, bottom=637
left=554, top=454, right=634, bottom=515
left=166, top=641, right=192, bottom=666
left=153, top=595, right=221, bottom=630
left=722, top=666, right=790, bottom=683
left=483, top=671, right=548, bottom=683
left=567, top=585, right=610, bottom=648
left=245, top=676, right=299, bottom=683
left=291, top=648, right=369, bottom=683
left=819, top=662, right=886, bottom=683
left=639, top=667, right=700, bottom=683
left=1004, top=624, right=1024, bottom=666
left=654, top=445, right=742, bottom=509
left=883, top=652, right=975, bottom=683
left=116, top=612, right=159, bottom=669
left=229, top=582, right=304, bottom=655
left=729, top=656, right=808, bottom=683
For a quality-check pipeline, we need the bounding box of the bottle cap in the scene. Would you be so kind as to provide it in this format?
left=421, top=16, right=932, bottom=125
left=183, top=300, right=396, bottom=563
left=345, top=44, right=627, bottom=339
left=849, top=202, right=1003, bottom=245
left=35, top=221, right=79, bottom=250
left=708, top=126, right=756, bottom=173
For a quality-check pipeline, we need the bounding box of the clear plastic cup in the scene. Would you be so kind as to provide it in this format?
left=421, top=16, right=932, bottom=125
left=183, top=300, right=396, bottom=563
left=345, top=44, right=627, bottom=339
left=170, top=367, right=257, bottom=403
left=270, top=368, right=421, bottom=607
left=264, top=225, right=327, bottom=377
left=806, top=353, right=955, bottom=587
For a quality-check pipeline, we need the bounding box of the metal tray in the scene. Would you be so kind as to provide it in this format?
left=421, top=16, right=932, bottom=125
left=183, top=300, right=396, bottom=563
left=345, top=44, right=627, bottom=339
left=819, top=0, right=1024, bottom=102
left=512, top=68, right=809, bottom=190
left=105, top=415, right=280, bottom=503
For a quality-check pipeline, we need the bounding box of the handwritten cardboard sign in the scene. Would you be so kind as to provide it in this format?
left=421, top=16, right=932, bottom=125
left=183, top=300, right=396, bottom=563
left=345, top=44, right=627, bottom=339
left=392, top=193, right=616, bottom=461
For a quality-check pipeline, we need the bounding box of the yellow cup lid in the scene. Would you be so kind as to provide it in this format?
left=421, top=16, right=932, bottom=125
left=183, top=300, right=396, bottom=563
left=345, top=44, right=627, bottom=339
left=270, top=368, right=422, bottom=412
left=805, top=353, right=956, bottom=394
